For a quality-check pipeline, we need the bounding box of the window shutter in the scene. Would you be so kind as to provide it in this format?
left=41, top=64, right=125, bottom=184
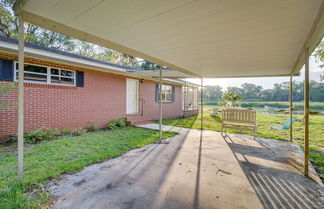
left=76, top=71, right=84, bottom=87
left=155, top=83, right=159, bottom=102
left=172, top=86, right=175, bottom=102
left=0, top=59, right=14, bottom=81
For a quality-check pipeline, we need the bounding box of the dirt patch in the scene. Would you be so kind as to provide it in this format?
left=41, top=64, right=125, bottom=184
left=94, top=183, right=116, bottom=194
left=121, top=198, right=137, bottom=209
left=73, top=178, right=86, bottom=187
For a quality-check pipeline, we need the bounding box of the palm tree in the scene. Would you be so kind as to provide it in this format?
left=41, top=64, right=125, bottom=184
left=220, top=92, right=242, bottom=109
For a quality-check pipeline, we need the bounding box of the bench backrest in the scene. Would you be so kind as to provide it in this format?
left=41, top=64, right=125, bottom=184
left=222, top=109, right=256, bottom=124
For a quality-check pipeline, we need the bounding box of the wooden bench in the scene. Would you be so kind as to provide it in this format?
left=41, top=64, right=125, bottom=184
left=221, top=109, right=257, bottom=139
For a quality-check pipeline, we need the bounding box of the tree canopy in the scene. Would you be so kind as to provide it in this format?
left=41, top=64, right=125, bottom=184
left=0, top=0, right=140, bottom=68
left=203, top=81, right=324, bottom=102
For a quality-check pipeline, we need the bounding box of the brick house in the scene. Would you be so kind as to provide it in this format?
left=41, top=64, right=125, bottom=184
left=0, top=36, right=198, bottom=141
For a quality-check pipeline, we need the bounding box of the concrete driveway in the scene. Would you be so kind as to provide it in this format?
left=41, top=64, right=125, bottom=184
left=48, top=124, right=323, bottom=209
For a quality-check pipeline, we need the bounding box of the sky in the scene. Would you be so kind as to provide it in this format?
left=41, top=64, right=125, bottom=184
left=185, top=54, right=323, bottom=90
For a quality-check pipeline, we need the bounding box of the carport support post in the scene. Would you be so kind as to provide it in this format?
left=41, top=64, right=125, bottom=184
left=289, top=75, right=293, bottom=142
left=304, top=48, right=310, bottom=176
left=159, top=66, right=163, bottom=142
left=17, top=17, right=25, bottom=182
left=201, top=78, right=203, bottom=130
left=184, top=82, right=187, bottom=117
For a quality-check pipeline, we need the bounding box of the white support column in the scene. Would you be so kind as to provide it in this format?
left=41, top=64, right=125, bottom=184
left=17, top=16, right=25, bottom=182
left=304, top=48, right=310, bottom=177
left=289, top=75, right=293, bottom=142
left=184, top=82, right=187, bottom=117
left=201, top=78, right=203, bottom=130
left=159, top=66, right=163, bottom=142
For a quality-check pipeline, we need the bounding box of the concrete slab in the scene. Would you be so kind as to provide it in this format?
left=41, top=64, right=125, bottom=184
left=48, top=124, right=324, bottom=209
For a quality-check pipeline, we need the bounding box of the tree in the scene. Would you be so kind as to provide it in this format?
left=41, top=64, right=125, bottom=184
left=226, top=87, right=242, bottom=97
left=0, top=82, right=16, bottom=109
left=314, top=41, right=324, bottom=68
left=220, top=92, right=242, bottom=109
left=314, top=40, right=324, bottom=81
left=0, top=0, right=76, bottom=51
left=0, top=0, right=140, bottom=67
left=203, top=85, right=223, bottom=100
left=240, top=83, right=262, bottom=101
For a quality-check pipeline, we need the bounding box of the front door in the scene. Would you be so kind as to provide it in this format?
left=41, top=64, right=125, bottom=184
left=126, top=78, right=139, bottom=114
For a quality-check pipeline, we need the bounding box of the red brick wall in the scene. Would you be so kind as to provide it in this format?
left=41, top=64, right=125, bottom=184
left=139, top=81, right=197, bottom=120
left=0, top=53, right=197, bottom=141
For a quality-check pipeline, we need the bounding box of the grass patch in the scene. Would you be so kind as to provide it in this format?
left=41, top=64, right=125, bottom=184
left=159, top=110, right=324, bottom=179
left=0, top=127, right=176, bottom=209
left=203, top=100, right=324, bottom=111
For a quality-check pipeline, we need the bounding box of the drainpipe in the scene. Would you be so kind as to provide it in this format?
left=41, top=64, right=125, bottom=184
left=304, top=48, right=310, bottom=177
left=17, top=16, right=25, bottom=182
left=159, top=66, right=163, bottom=142
left=289, top=75, right=293, bottom=142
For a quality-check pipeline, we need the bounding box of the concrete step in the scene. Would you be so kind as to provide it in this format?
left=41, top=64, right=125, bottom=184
left=126, top=116, right=153, bottom=126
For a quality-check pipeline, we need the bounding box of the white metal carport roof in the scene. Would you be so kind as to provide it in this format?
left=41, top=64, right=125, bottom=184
left=14, top=0, right=324, bottom=78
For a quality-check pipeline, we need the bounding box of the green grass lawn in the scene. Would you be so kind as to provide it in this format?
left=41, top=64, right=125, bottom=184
left=203, top=100, right=324, bottom=111
left=159, top=110, right=324, bottom=179
left=0, top=127, right=176, bottom=209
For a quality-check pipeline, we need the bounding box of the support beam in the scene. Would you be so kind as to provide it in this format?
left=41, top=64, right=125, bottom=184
left=304, top=48, right=310, bottom=176
left=289, top=76, right=293, bottom=142
left=201, top=78, right=203, bottom=130
left=184, top=82, right=187, bottom=117
left=159, top=66, right=163, bottom=142
left=17, top=16, right=24, bottom=182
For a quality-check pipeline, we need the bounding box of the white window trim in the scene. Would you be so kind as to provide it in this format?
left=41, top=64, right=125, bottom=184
left=158, top=84, right=174, bottom=103
left=182, top=86, right=198, bottom=111
left=14, top=61, right=76, bottom=86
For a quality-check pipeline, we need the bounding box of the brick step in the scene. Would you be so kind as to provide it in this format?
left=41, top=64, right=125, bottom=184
left=126, top=116, right=153, bottom=126
left=131, top=120, right=152, bottom=125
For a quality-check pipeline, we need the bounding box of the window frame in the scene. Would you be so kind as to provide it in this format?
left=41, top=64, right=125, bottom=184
left=14, top=61, right=76, bottom=86
left=157, top=84, right=174, bottom=103
left=182, top=86, right=198, bottom=111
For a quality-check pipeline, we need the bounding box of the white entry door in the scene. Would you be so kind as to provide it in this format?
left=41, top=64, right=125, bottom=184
left=126, top=78, right=139, bottom=114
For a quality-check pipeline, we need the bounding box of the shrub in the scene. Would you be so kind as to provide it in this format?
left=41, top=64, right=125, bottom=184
left=61, top=128, right=72, bottom=135
left=108, top=118, right=127, bottom=129
left=44, top=127, right=64, bottom=138
left=88, top=123, right=97, bottom=132
left=24, top=128, right=51, bottom=144
left=23, top=127, right=74, bottom=144
left=73, top=127, right=87, bottom=136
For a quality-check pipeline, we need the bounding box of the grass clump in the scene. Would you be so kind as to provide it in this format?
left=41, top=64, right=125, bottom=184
left=0, top=127, right=176, bottom=209
left=24, top=127, right=67, bottom=144
left=73, top=127, right=87, bottom=136
left=88, top=123, right=97, bottom=132
left=108, top=118, right=127, bottom=129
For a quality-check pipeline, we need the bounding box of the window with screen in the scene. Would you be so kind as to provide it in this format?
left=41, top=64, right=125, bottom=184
left=15, top=62, right=75, bottom=86
left=157, top=84, right=174, bottom=102
left=182, top=86, right=198, bottom=110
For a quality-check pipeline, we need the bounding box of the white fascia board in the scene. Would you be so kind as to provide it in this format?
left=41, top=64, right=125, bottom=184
left=162, top=78, right=184, bottom=85
left=0, top=41, right=127, bottom=73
